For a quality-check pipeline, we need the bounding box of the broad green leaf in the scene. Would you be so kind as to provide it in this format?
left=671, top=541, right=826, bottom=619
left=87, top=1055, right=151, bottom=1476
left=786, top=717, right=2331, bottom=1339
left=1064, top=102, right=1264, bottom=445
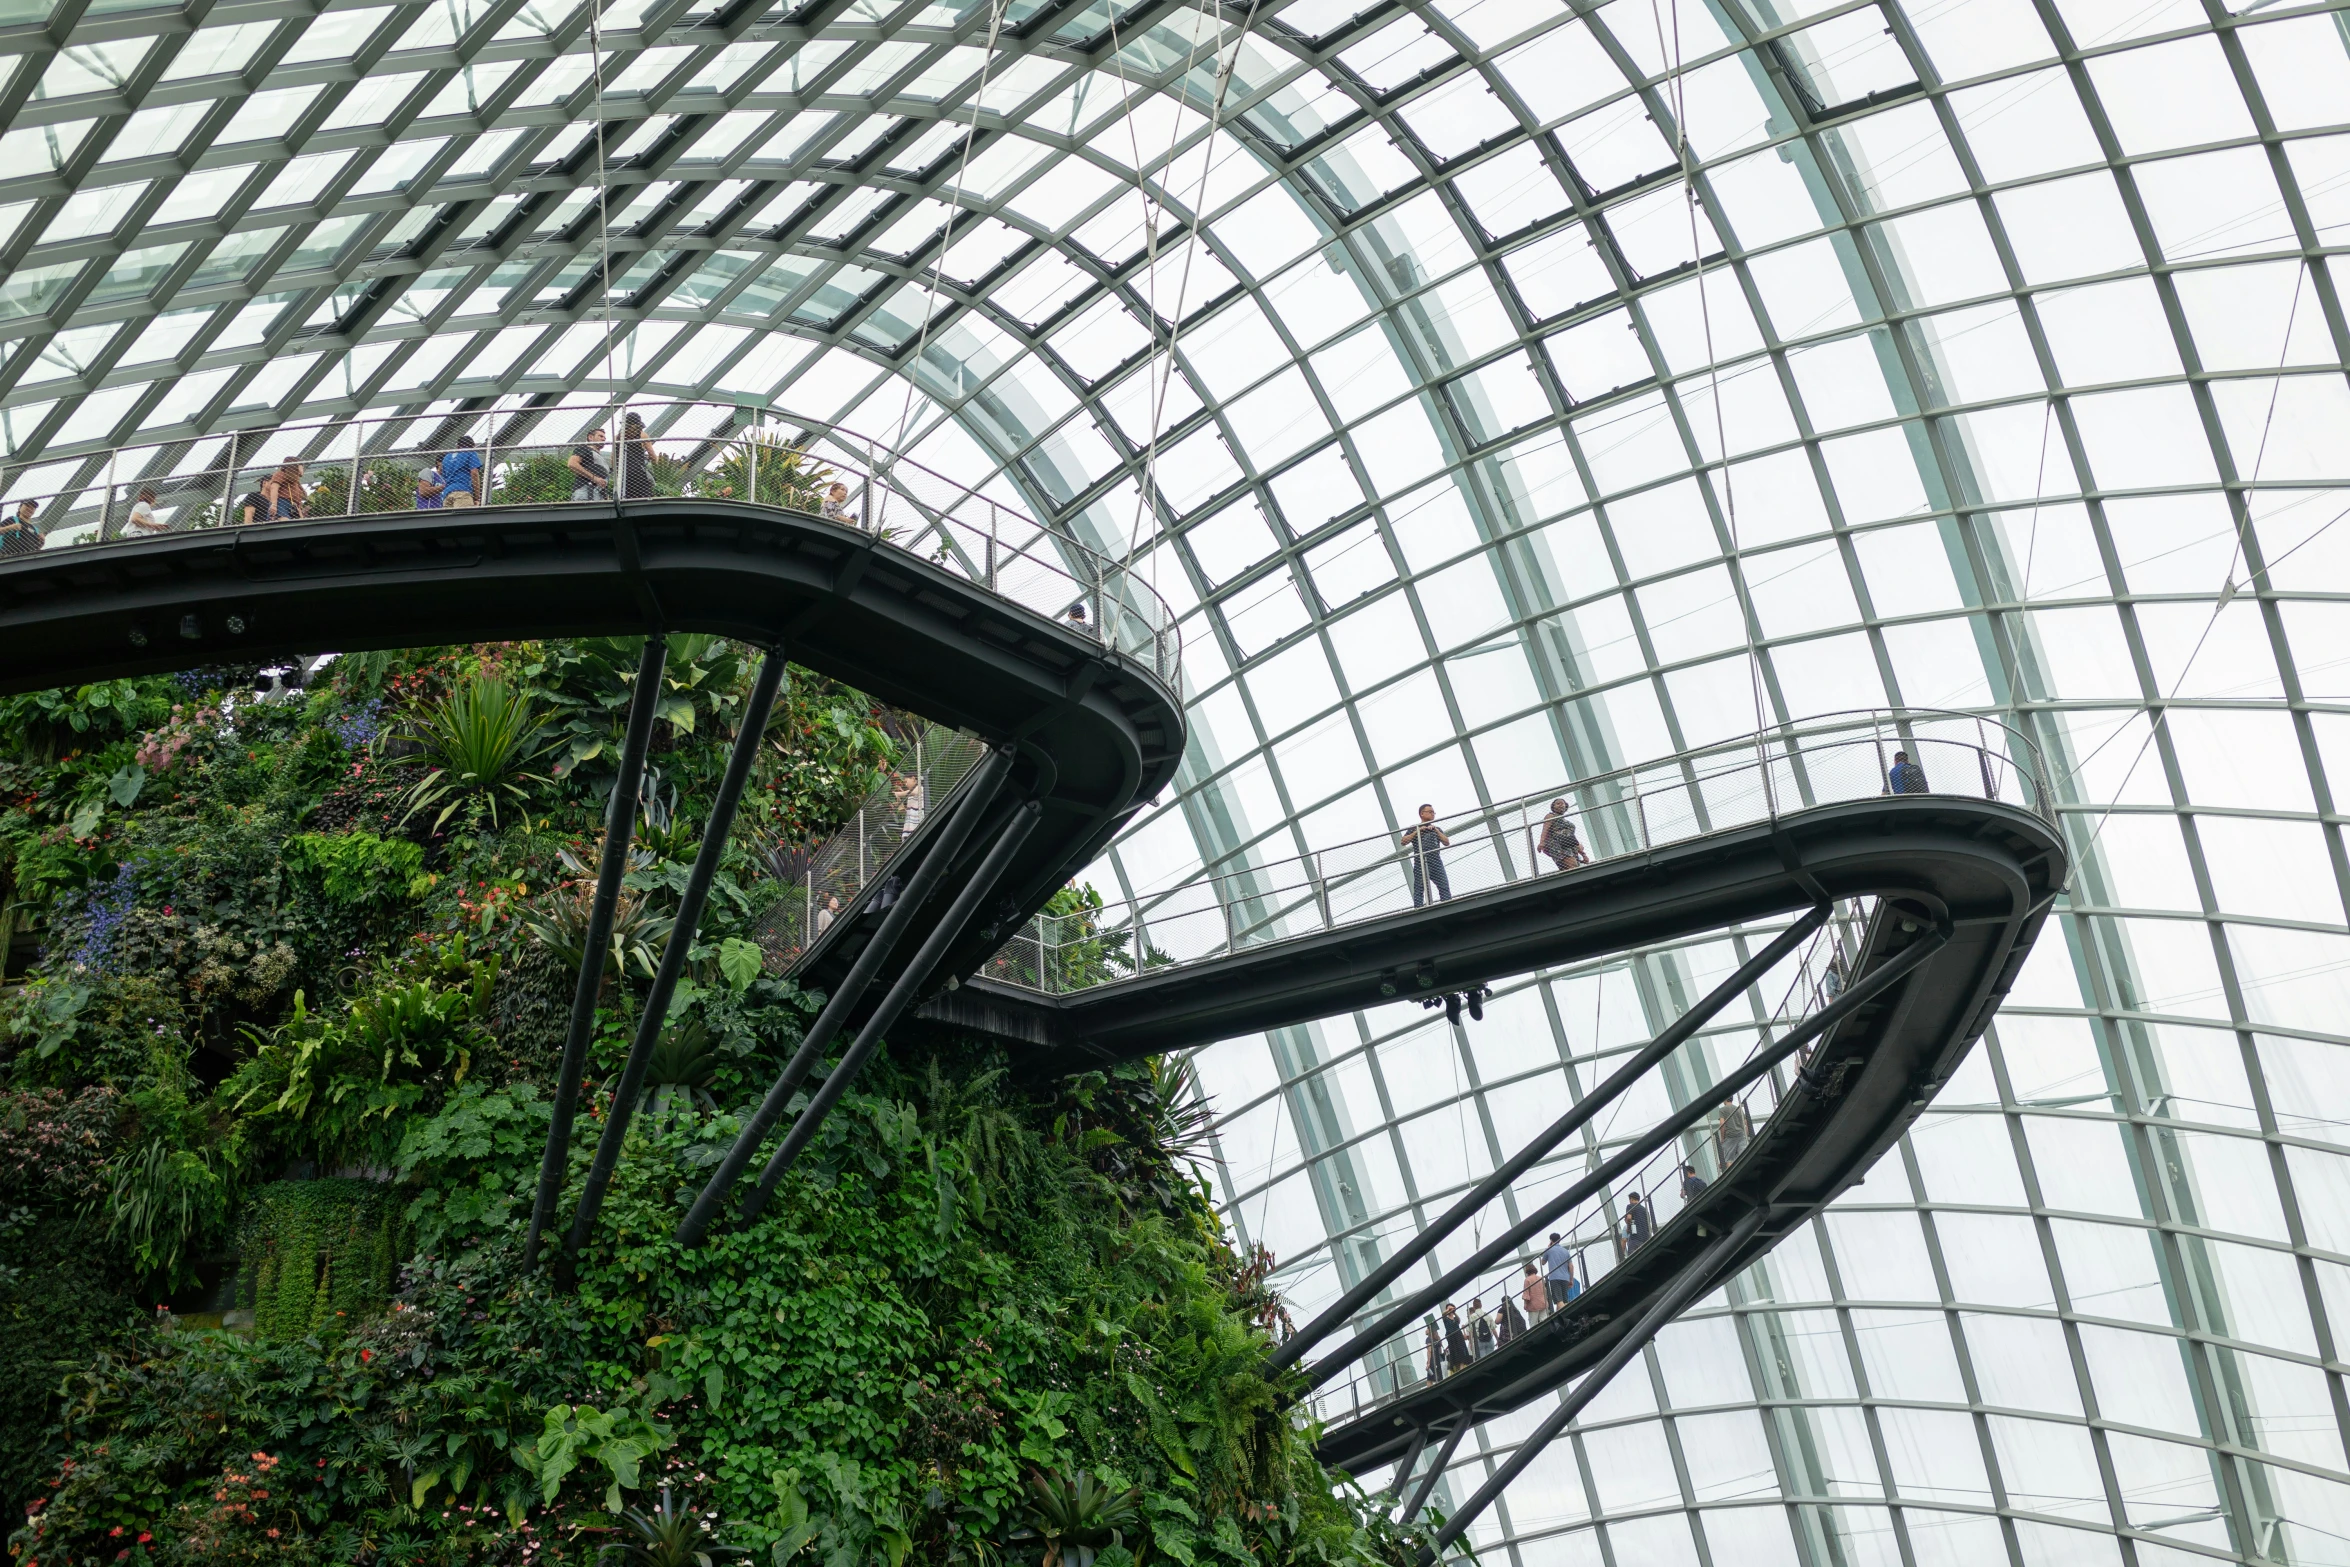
left=107, top=764, right=144, bottom=806
left=717, top=936, right=763, bottom=993
left=67, top=796, right=103, bottom=839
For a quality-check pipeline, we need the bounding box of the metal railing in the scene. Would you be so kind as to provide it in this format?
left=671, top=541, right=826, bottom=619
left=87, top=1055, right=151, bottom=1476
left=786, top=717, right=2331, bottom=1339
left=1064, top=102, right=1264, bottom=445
left=1301, top=899, right=1874, bottom=1427
left=751, top=722, right=989, bottom=972
left=979, top=710, right=2051, bottom=996
left=0, top=400, right=1181, bottom=689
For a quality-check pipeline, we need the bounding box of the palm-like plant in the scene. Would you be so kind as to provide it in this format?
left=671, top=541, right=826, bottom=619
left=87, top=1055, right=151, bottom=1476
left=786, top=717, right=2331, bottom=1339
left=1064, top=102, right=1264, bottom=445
left=515, top=841, right=674, bottom=980
left=1022, top=1469, right=1142, bottom=1567
left=396, top=676, right=552, bottom=830
left=644, top=1018, right=719, bottom=1122
left=596, top=1489, right=747, bottom=1567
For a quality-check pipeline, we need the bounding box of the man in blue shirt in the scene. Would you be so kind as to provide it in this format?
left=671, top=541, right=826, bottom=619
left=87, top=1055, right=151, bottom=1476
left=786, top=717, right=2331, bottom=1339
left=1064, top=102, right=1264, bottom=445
left=439, top=441, right=484, bottom=508
left=1887, top=749, right=1928, bottom=794
left=1541, top=1232, right=1575, bottom=1310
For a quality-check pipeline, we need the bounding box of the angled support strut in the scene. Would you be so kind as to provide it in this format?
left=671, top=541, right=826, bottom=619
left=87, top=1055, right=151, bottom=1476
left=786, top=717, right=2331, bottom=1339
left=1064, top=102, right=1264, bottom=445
left=674, top=744, right=1017, bottom=1246
left=1265, top=904, right=1828, bottom=1373
left=734, top=794, right=1044, bottom=1224
left=523, top=636, right=668, bottom=1272
left=1394, top=1420, right=1467, bottom=1527
left=1312, top=925, right=1949, bottom=1386
left=1413, top=1209, right=1767, bottom=1564
left=557, top=648, right=787, bottom=1279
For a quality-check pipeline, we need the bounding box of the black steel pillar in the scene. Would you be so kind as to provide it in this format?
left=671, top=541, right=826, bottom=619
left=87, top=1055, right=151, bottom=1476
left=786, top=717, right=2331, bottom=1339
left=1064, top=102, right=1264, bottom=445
left=523, top=636, right=668, bottom=1272
left=1395, top=1422, right=1465, bottom=1526
left=1265, top=905, right=1827, bottom=1372
left=732, top=798, right=1042, bottom=1225
left=1413, top=1210, right=1766, bottom=1565
left=1313, top=927, right=1948, bottom=1384
left=673, top=745, right=1016, bottom=1246
left=556, top=649, right=786, bottom=1279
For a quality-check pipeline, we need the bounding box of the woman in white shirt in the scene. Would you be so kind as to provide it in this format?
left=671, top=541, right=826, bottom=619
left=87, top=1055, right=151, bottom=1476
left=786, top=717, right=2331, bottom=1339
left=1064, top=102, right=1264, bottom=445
left=127, top=488, right=166, bottom=535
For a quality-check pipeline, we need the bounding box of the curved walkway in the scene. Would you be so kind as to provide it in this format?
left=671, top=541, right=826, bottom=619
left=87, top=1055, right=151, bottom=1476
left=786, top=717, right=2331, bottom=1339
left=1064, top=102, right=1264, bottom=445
left=0, top=404, right=1186, bottom=967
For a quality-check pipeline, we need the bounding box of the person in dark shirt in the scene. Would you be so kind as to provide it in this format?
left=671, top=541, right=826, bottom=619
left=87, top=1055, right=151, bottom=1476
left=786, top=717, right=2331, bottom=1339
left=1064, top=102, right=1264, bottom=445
left=1423, top=1318, right=1442, bottom=1384
left=568, top=428, right=611, bottom=501
left=236, top=489, right=268, bottom=526
left=1441, top=1304, right=1472, bottom=1374
left=1469, top=1298, right=1495, bottom=1360
left=1887, top=750, right=1929, bottom=794
left=620, top=412, right=655, bottom=499
left=1680, top=1161, right=1708, bottom=1202
left=1, top=498, right=42, bottom=555
left=1621, top=1191, right=1653, bottom=1253
left=1402, top=803, right=1452, bottom=906
left=1497, top=1291, right=1526, bottom=1345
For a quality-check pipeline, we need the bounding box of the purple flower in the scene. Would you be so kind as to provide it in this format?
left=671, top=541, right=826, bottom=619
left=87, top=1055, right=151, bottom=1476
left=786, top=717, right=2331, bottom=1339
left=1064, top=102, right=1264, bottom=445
left=57, top=867, right=138, bottom=973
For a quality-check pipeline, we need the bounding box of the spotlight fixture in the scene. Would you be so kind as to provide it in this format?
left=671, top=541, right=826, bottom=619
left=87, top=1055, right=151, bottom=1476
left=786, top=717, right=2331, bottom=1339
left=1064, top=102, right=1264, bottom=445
left=224, top=612, right=248, bottom=635
left=1444, top=993, right=1462, bottom=1027
left=127, top=626, right=149, bottom=647
left=177, top=613, right=202, bottom=641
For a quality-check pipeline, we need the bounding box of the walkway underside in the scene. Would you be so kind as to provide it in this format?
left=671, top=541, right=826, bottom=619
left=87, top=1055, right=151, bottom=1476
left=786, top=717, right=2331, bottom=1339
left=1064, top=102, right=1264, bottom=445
left=1303, top=807, right=2062, bottom=1474
left=0, top=503, right=1184, bottom=982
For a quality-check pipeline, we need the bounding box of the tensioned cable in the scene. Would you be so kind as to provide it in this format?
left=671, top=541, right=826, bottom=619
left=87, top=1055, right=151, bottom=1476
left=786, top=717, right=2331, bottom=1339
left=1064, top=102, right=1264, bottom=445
left=2062, top=262, right=2307, bottom=885
left=1649, top=0, right=1764, bottom=744
left=884, top=0, right=1014, bottom=465
left=1120, top=0, right=1266, bottom=582
left=588, top=0, right=622, bottom=427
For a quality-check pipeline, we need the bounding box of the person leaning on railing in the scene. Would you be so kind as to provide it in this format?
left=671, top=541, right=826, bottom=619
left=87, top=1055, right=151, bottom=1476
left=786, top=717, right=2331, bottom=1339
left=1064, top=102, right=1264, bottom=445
left=568, top=428, right=612, bottom=502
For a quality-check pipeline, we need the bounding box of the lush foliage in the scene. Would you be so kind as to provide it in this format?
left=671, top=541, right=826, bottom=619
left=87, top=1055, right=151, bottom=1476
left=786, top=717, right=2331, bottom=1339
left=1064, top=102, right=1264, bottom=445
left=0, top=644, right=1438, bottom=1567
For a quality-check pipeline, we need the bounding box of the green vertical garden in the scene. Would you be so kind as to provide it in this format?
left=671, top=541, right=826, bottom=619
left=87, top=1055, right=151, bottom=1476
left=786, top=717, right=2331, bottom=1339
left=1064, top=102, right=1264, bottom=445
left=0, top=641, right=1438, bottom=1566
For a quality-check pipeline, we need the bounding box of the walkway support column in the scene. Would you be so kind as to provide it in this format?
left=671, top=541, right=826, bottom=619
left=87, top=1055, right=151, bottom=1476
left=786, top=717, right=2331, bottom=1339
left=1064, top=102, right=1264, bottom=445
left=673, top=745, right=1016, bottom=1246
left=733, top=797, right=1042, bottom=1225
left=1265, top=905, right=1828, bottom=1372
left=1394, top=1422, right=1466, bottom=1527
left=1313, top=926, right=1948, bottom=1385
left=556, top=649, right=787, bottom=1281
left=1412, top=1209, right=1766, bottom=1565
left=523, top=636, right=667, bottom=1272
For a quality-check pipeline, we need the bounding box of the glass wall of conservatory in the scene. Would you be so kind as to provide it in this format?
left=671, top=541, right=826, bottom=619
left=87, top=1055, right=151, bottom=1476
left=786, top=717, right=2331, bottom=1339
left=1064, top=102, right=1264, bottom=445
left=4, top=0, right=2350, bottom=1558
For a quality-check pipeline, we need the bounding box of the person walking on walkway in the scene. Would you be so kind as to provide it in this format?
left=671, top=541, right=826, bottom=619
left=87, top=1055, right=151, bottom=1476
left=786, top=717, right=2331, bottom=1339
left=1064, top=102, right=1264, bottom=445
left=1887, top=749, right=1929, bottom=794
left=1622, top=1191, right=1653, bottom=1254
left=1538, top=799, right=1589, bottom=871
left=1521, top=1260, right=1547, bottom=1318
left=1717, top=1099, right=1751, bottom=1165
left=1423, top=1318, right=1442, bottom=1384
left=1469, top=1299, right=1495, bottom=1360
left=620, top=412, right=656, bottom=500
left=1441, top=1304, right=1473, bottom=1375
left=1498, top=1291, right=1527, bottom=1346
left=1680, top=1161, right=1708, bottom=1203
left=1541, top=1232, right=1573, bottom=1311
left=1402, top=803, right=1452, bottom=907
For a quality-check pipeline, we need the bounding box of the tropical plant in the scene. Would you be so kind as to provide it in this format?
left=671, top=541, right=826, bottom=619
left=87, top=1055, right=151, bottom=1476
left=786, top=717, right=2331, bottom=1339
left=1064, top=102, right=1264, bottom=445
left=95, top=1135, right=229, bottom=1290
left=395, top=675, right=552, bottom=830
left=644, top=1018, right=719, bottom=1122
left=598, top=1488, right=749, bottom=1567
left=516, top=840, right=674, bottom=980
left=490, top=451, right=575, bottom=506
left=1021, top=1469, right=1142, bottom=1567
left=696, top=430, right=832, bottom=513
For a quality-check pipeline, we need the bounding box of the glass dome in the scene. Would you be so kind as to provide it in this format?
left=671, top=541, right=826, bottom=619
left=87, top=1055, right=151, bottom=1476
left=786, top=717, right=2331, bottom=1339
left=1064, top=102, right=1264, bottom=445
left=4, top=0, right=2349, bottom=1558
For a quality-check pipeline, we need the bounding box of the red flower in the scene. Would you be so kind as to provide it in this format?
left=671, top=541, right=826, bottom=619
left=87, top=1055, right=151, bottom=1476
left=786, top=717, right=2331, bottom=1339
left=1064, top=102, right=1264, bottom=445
left=138, top=1534, right=151, bottom=1544
left=359, top=1348, right=373, bottom=1362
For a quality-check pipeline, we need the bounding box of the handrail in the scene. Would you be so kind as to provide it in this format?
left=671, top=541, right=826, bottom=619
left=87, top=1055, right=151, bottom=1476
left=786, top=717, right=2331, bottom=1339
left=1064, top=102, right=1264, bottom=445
left=980, top=709, right=2051, bottom=996
left=1304, top=896, right=1877, bottom=1426
left=751, top=722, right=989, bottom=971
left=0, top=399, right=1181, bottom=691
